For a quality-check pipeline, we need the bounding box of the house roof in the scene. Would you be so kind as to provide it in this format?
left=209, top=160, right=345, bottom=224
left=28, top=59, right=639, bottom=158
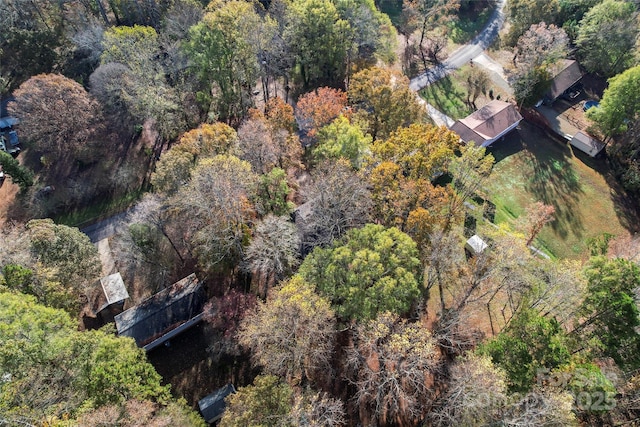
left=99, top=272, right=129, bottom=306
left=570, top=131, right=605, bottom=157
left=450, top=100, right=523, bottom=145
left=546, top=59, right=583, bottom=101
left=198, top=384, right=236, bottom=424
left=114, top=273, right=206, bottom=348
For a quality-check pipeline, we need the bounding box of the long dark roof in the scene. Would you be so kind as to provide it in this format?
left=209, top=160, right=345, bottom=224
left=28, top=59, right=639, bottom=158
left=546, top=59, right=583, bottom=101
left=114, top=273, right=206, bottom=348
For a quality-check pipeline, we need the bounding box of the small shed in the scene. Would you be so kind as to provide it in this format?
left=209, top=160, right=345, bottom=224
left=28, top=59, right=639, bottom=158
left=114, top=273, right=206, bottom=351
left=198, top=384, right=236, bottom=424
left=570, top=131, right=605, bottom=157
left=465, top=235, right=488, bottom=255
left=99, top=272, right=129, bottom=311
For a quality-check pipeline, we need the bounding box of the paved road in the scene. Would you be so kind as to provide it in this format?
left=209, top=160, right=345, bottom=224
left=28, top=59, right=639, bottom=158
left=81, top=210, right=131, bottom=243
left=409, top=0, right=507, bottom=92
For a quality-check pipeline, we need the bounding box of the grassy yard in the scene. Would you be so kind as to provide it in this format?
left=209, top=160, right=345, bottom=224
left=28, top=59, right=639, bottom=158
left=420, top=69, right=473, bottom=120
left=419, top=66, right=511, bottom=121
left=483, top=123, right=640, bottom=259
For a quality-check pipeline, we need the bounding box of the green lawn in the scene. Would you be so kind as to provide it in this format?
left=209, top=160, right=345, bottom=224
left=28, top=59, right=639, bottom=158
left=483, top=123, right=639, bottom=259
left=420, top=70, right=473, bottom=120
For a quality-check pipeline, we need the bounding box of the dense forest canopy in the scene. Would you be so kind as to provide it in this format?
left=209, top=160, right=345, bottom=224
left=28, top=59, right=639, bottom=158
left=1, top=0, right=640, bottom=425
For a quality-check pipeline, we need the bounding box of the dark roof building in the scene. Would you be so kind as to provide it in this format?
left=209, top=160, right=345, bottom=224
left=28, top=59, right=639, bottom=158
left=450, top=100, right=523, bottom=147
left=198, top=384, right=236, bottom=424
left=544, top=59, right=583, bottom=104
left=114, top=273, right=206, bottom=351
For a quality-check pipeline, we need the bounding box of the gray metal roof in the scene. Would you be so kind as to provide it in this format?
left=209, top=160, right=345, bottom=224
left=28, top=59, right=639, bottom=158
left=114, top=273, right=206, bottom=348
left=198, top=384, right=236, bottom=424
left=100, top=272, right=129, bottom=305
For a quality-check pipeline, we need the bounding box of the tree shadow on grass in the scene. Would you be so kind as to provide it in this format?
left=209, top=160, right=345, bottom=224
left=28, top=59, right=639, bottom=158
left=578, top=149, right=640, bottom=235
left=421, top=76, right=470, bottom=120
left=519, top=124, right=585, bottom=241
left=486, top=128, right=526, bottom=163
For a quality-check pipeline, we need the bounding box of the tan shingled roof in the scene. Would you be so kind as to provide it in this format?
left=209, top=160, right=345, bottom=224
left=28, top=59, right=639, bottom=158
left=451, top=100, right=523, bottom=145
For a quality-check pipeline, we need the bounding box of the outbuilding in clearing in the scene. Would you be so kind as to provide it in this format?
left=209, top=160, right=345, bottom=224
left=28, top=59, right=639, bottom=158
left=569, top=131, right=605, bottom=157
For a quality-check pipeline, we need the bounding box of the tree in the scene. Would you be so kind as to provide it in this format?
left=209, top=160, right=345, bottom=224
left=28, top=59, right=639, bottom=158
left=151, top=122, right=238, bottom=195
left=220, top=374, right=345, bottom=427
left=238, top=277, right=336, bottom=384
left=0, top=219, right=104, bottom=316
left=505, top=0, right=561, bottom=45
left=100, top=25, right=186, bottom=140
left=501, top=389, right=577, bottom=426
left=587, top=65, right=640, bottom=137
left=298, top=224, right=422, bottom=321
left=171, top=155, right=258, bottom=273
left=576, top=0, right=639, bottom=78
left=312, top=115, right=372, bottom=168
left=111, top=194, right=186, bottom=291
left=510, top=23, right=570, bottom=105
left=462, top=66, right=491, bottom=108
left=242, top=215, right=300, bottom=297
left=479, top=308, right=572, bottom=392
left=348, top=67, right=424, bottom=140
left=0, top=292, right=171, bottom=425
left=78, top=399, right=206, bottom=427
left=220, top=375, right=292, bottom=427
left=0, top=151, right=34, bottom=191
left=577, top=256, right=640, bottom=368
left=284, top=0, right=352, bottom=89
left=255, top=167, right=295, bottom=216
left=185, top=1, right=263, bottom=124
left=265, top=96, right=297, bottom=134
left=405, top=0, right=460, bottom=69
left=295, top=87, right=347, bottom=138
left=9, top=73, right=104, bottom=163
left=372, top=123, right=461, bottom=180
left=518, top=201, right=556, bottom=246
left=0, top=0, right=68, bottom=93
left=297, top=160, right=372, bottom=249
left=430, top=354, right=508, bottom=426
left=334, top=0, right=397, bottom=66
left=346, top=312, right=439, bottom=426
left=237, top=117, right=279, bottom=174
left=445, top=144, right=494, bottom=229
left=368, top=160, right=452, bottom=234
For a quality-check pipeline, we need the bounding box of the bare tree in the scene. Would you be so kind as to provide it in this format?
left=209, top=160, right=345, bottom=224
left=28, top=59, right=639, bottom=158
left=297, top=160, right=372, bottom=251
left=346, top=312, right=440, bottom=426
left=431, top=354, right=507, bottom=426
left=237, top=117, right=279, bottom=174
left=171, top=155, right=258, bottom=274
left=518, top=201, right=556, bottom=246
left=290, top=391, right=346, bottom=427
left=242, top=215, right=300, bottom=298
left=502, top=389, right=577, bottom=426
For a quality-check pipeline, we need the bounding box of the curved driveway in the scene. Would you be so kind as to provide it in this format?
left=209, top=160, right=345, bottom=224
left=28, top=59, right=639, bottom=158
left=409, top=0, right=507, bottom=92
